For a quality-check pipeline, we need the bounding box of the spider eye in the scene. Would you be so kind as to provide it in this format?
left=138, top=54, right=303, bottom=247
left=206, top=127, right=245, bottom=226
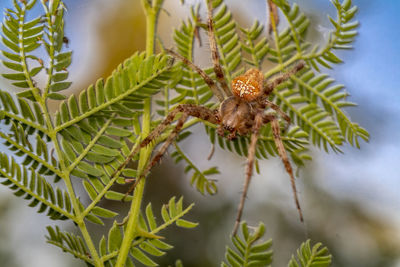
left=231, top=69, right=264, bottom=101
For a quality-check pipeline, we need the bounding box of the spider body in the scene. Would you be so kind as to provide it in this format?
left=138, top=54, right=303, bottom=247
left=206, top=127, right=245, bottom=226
left=217, top=69, right=264, bottom=139
left=112, top=0, right=305, bottom=236
left=219, top=96, right=253, bottom=138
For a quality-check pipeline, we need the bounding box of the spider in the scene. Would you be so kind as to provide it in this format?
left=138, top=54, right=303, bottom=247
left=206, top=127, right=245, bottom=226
left=112, top=0, right=305, bottom=235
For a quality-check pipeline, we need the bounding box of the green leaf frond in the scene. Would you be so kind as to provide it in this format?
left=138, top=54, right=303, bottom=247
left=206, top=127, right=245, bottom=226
left=46, top=225, right=92, bottom=263
left=40, top=0, right=72, bottom=99
left=267, top=0, right=309, bottom=64
left=210, top=0, right=242, bottom=79
left=303, top=0, right=359, bottom=71
left=0, top=90, right=48, bottom=134
left=61, top=124, right=136, bottom=224
left=240, top=20, right=269, bottom=69
left=222, top=222, right=273, bottom=267
left=0, top=120, right=62, bottom=178
left=270, top=0, right=358, bottom=70
left=171, top=140, right=219, bottom=195
left=293, top=70, right=369, bottom=148
left=288, top=240, right=332, bottom=267
left=99, top=197, right=196, bottom=266
left=266, top=0, right=367, bottom=151
left=53, top=52, right=177, bottom=132
left=1, top=0, right=43, bottom=96
left=272, top=78, right=344, bottom=152
left=0, top=92, right=61, bottom=179
left=0, top=153, right=73, bottom=220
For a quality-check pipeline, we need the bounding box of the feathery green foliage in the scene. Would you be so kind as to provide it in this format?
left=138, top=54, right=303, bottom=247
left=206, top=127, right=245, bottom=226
left=222, top=222, right=331, bottom=267
left=222, top=222, right=273, bottom=267
left=0, top=0, right=366, bottom=266
left=288, top=240, right=332, bottom=267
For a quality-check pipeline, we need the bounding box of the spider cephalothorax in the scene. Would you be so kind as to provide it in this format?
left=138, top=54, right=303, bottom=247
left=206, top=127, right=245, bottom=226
left=112, top=1, right=305, bottom=236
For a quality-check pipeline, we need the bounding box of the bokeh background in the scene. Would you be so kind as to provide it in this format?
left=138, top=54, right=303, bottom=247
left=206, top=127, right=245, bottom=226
left=0, top=0, right=399, bottom=266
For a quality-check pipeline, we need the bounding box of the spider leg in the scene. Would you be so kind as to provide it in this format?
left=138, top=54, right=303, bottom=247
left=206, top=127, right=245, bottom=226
left=232, top=112, right=264, bottom=236
left=109, top=107, right=183, bottom=185
left=165, top=49, right=225, bottom=102
left=114, top=104, right=220, bottom=199
left=269, top=115, right=304, bottom=222
left=262, top=99, right=290, bottom=125
left=123, top=113, right=189, bottom=198
left=260, top=99, right=291, bottom=133
left=206, top=0, right=231, bottom=97
left=217, top=125, right=225, bottom=137
left=263, top=61, right=305, bottom=96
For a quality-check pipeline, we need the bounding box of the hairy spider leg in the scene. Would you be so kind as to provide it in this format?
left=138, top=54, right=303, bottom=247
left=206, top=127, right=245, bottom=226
left=123, top=113, right=189, bottom=198
left=232, top=112, right=264, bottom=236
left=206, top=0, right=231, bottom=97
left=261, top=99, right=291, bottom=124
left=115, top=104, right=220, bottom=199
left=165, top=49, right=225, bottom=102
left=270, top=117, right=303, bottom=222
left=263, top=61, right=305, bottom=96
left=109, top=108, right=184, bottom=186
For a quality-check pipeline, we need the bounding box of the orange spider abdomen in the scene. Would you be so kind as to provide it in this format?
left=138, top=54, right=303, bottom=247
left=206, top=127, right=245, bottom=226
left=231, top=68, right=264, bottom=101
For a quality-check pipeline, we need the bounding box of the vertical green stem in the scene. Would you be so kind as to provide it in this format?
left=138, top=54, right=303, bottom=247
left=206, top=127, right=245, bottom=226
left=115, top=1, right=163, bottom=266
left=270, top=7, right=283, bottom=67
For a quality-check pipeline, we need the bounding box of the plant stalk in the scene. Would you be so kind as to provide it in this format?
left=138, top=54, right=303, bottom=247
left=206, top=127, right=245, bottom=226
left=115, top=1, right=163, bottom=266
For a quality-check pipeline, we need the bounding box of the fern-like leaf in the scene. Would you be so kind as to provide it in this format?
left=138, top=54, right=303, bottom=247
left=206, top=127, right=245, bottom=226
left=0, top=153, right=73, bottom=220
left=0, top=88, right=48, bottom=136
left=46, top=225, right=92, bottom=263
left=1, top=120, right=61, bottom=179
left=303, top=0, right=359, bottom=71
left=1, top=0, right=43, bottom=97
left=41, top=0, right=72, bottom=100
left=288, top=240, right=332, bottom=267
left=240, top=20, right=270, bottom=68
left=293, top=70, right=369, bottom=147
left=99, top=197, right=196, bottom=266
left=211, top=0, right=242, bottom=79
left=272, top=79, right=344, bottom=152
left=53, top=52, right=177, bottom=132
left=222, top=222, right=273, bottom=267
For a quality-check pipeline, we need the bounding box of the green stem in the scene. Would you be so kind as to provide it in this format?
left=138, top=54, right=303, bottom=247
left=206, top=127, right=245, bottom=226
left=36, top=2, right=102, bottom=265
left=115, top=1, right=163, bottom=266
left=18, top=4, right=40, bottom=100
left=270, top=8, right=283, bottom=67
left=40, top=1, right=56, bottom=98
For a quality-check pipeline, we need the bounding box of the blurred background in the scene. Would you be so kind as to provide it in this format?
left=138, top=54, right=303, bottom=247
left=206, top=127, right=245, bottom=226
left=0, top=0, right=399, bottom=266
